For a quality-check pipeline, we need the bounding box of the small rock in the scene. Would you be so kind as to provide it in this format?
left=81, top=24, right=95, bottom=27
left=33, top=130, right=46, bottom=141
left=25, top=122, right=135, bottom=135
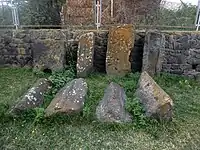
left=136, top=71, right=173, bottom=121
left=45, top=78, right=88, bottom=117
left=96, top=82, right=132, bottom=123
left=10, top=78, right=52, bottom=114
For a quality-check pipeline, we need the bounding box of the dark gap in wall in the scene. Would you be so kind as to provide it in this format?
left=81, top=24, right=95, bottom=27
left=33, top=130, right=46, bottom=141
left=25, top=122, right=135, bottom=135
left=43, top=68, right=52, bottom=74
left=130, top=34, right=145, bottom=73
left=66, top=41, right=78, bottom=72
left=192, top=64, right=198, bottom=70
left=93, top=32, right=108, bottom=73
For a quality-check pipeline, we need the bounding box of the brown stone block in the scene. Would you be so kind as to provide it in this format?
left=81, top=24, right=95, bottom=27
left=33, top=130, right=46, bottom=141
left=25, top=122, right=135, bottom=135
left=106, top=24, right=135, bottom=76
left=136, top=71, right=173, bottom=121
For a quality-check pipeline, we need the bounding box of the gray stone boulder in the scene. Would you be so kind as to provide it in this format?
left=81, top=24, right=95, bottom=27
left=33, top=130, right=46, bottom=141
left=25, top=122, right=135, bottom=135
left=10, top=78, right=52, bottom=114
left=136, top=71, right=173, bottom=121
left=96, top=82, right=132, bottom=123
left=45, top=78, right=88, bottom=117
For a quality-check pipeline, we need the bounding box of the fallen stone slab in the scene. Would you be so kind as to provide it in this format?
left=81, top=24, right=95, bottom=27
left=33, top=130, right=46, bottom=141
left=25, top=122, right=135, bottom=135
left=136, top=71, right=173, bottom=121
left=10, top=78, right=52, bottom=114
left=45, top=78, right=88, bottom=117
left=106, top=24, right=135, bottom=76
left=96, top=82, right=132, bottom=123
left=77, top=32, right=95, bottom=77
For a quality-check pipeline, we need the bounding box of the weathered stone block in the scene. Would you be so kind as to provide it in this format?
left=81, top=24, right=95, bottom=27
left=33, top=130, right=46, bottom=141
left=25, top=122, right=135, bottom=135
left=45, top=78, right=88, bottom=117
left=32, top=39, right=66, bottom=72
left=142, top=30, right=165, bottom=76
left=10, top=78, right=52, bottom=114
left=96, top=82, right=132, bottom=123
left=136, top=71, right=173, bottom=121
left=106, top=24, right=135, bottom=76
left=77, top=32, right=95, bottom=77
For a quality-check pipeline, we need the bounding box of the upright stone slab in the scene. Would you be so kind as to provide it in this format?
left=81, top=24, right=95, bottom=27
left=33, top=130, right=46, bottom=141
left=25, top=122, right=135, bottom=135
left=32, top=39, right=66, bottom=72
left=106, top=25, right=135, bottom=76
left=136, top=71, right=173, bottom=121
left=142, top=30, right=165, bottom=76
left=77, top=32, right=95, bottom=77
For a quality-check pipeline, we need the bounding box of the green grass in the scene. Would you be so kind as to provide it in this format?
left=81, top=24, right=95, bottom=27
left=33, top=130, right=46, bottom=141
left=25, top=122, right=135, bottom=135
left=1, top=68, right=200, bottom=149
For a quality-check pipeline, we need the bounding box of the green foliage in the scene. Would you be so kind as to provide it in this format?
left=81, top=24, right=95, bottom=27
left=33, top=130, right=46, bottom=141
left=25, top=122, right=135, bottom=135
left=48, top=69, right=75, bottom=95
left=0, top=6, right=13, bottom=25
left=158, top=3, right=196, bottom=27
left=126, top=97, right=147, bottom=128
left=33, top=108, right=45, bottom=124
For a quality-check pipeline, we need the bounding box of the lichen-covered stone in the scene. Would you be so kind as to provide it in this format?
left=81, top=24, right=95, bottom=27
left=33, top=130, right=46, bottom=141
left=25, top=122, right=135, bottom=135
left=32, top=39, right=66, bottom=72
left=96, top=82, right=132, bottom=123
left=142, top=30, right=165, bottom=76
left=77, top=32, right=95, bottom=77
left=136, top=71, right=173, bottom=121
left=10, top=78, right=52, bottom=114
left=45, top=78, right=88, bottom=117
left=106, top=24, right=135, bottom=76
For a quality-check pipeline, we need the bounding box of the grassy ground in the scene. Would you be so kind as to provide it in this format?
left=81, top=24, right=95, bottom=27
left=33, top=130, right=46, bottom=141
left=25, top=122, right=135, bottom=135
left=1, top=68, right=200, bottom=149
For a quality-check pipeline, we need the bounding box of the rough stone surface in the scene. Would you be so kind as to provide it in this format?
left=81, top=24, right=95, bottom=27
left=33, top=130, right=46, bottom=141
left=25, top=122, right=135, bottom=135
left=0, top=29, right=89, bottom=68
left=96, top=82, right=132, bottom=123
left=162, top=32, right=200, bottom=78
left=106, top=25, right=135, bottom=76
left=136, top=71, right=173, bottom=121
left=32, top=39, right=66, bottom=72
left=142, top=30, right=165, bottom=76
left=77, top=32, right=95, bottom=77
left=0, top=30, right=32, bottom=67
left=10, top=78, right=52, bottom=114
left=45, top=78, right=88, bottom=117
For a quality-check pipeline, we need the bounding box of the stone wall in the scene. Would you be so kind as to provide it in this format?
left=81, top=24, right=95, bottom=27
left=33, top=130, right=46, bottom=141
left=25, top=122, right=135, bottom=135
left=1, top=29, right=200, bottom=79
left=0, top=29, right=111, bottom=73
left=0, top=30, right=32, bottom=67
left=143, top=31, right=200, bottom=79
left=163, top=32, right=200, bottom=76
left=0, top=29, right=91, bottom=70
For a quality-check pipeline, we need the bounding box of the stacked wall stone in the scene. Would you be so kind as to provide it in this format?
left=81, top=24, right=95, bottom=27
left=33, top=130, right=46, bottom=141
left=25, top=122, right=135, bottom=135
left=0, top=30, right=32, bottom=67
left=162, top=32, right=200, bottom=76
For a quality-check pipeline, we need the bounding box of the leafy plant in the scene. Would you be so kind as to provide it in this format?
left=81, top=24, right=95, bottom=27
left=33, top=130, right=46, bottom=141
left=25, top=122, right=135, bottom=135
left=48, top=69, right=75, bottom=95
left=33, top=107, right=45, bottom=124
left=126, top=97, right=147, bottom=128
